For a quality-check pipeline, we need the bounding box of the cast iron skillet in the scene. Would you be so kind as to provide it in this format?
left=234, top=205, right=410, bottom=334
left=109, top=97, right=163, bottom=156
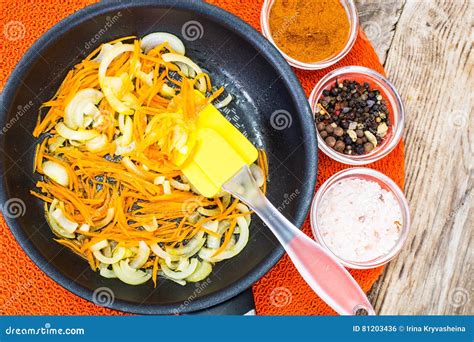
left=0, top=0, right=317, bottom=314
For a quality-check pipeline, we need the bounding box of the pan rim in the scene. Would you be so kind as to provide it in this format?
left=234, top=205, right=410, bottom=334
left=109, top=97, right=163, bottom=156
left=0, top=0, right=317, bottom=314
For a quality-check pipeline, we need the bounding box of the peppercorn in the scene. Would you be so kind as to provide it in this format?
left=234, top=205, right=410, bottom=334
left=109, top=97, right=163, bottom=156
left=334, top=126, right=344, bottom=137
left=364, top=142, right=374, bottom=153
left=355, top=145, right=365, bottom=155
left=315, top=79, right=391, bottom=156
left=343, top=135, right=353, bottom=145
left=325, top=136, right=336, bottom=147
left=325, top=124, right=334, bottom=134
left=334, top=140, right=345, bottom=152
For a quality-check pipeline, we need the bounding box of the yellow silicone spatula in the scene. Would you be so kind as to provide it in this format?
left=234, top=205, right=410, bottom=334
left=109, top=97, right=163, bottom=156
left=183, top=103, right=375, bottom=316
left=181, top=104, right=258, bottom=197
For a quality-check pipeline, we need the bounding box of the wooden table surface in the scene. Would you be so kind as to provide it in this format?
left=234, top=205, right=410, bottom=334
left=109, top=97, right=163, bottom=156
left=355, top=0, right=473, bottom=314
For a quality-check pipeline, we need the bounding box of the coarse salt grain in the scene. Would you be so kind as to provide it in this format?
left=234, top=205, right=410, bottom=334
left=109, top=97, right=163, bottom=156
left=316, top=178, right=402, bottom=263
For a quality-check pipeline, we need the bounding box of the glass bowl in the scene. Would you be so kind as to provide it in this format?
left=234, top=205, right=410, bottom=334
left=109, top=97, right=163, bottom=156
left=309, top=66, right=405, bottom=165
left=260, top=0, right=358, bottom=70
left=310, top=167, right=410, bottom=269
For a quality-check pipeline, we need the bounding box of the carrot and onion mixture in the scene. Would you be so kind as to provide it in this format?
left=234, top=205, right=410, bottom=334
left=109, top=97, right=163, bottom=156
left=31, top=33, right=267, bottom=286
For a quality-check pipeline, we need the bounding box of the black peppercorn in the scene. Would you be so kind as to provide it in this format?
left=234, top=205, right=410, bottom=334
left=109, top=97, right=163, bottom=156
left=315, top=79, right=390, bottom=156
left=334, top=140, right=345, bottom=152
left=325, top=136, right=336, bottom=147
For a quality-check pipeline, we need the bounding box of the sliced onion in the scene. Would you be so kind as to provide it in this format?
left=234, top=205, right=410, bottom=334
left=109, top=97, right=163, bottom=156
left=153, top=176, right=165, bottom=185
left=163, top=180, right=171, bottom=194
left=129, top=241, right=150, bottom=269
left=160, top=84, right=176, bottom=97
left=137, top=71, right=153, bottom=86
left=162, top=53, right=206, bottom=92
left=185, top=261, right=213, bottom=282
left=92, top=43, right=121, bottom=63
left=158, top=272, right=186, bottom=286
left=98, top=44, right=134, bottom=79
left=165, top=231, right=205, bottom=257
left=199, top=216, right=249, bottom=262
left=122, top=156, right=148, bottom=180
left=175, top=62, right=190, bottom=77
left=142, top=216, right=158, bottom=232
left=236, top=203, right=251, bottom=225
left=90, top=239, right=109, bottom=252
left=99, top=264, right=117, bottom=278
left=119, top=115, right=133, bottom=146
left=114, top=138, right=135, bottom=156
left=141, top=32, right=185, bottom=55
left=94, top=208, right=115, bottom=229
left=207, top=235, right=220, bottom=249
left=214, top=94, right=233, bottom=109
left=198, top=207, right=220, bottom=217
left=56, top=122, right=99, bottom=142
left=79, top=224, right=90, bottom=232
left=176, top=258, right=190, bottom=272
left=42, top=161, right=69, bottom=187
left=51, top=208, right=78, bottom=233
left=85, top=134, right=108, bottom=152
left=202, top=220, right=219, bottom=232
left=206, top=220, right=227, bottom=249
left=160, top=258, right=198, bottom=280
left=64, top=88, right=103, bottom=129
left=48, top=136, right=66, bottom=153
left=112, top=259, right=151, bottom=285
left=46, top=200, right=75, bottom=238
left=93, top=246, right=126, bottom=264
left=169, top=178, right=190, bottom=191
left=98, top=44, right=135, bottom=114
left=150, top=242, right=179, bottom=261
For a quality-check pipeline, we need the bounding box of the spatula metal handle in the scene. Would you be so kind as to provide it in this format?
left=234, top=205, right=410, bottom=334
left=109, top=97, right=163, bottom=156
left=223, top=166, right=375, bottom=315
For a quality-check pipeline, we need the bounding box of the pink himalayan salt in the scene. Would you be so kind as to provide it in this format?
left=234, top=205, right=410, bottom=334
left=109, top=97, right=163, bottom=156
left=317, top=178, right=402, bottom=263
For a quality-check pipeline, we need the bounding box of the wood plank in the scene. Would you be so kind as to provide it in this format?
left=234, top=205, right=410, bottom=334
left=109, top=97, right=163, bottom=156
left=358, top=0, right=473, bottom=314
left=355, top=0, right=406, bottom=63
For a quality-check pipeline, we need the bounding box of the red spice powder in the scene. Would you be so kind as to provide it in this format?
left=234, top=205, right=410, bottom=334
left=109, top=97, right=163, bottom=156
left=269, top=0, right=351, bottom=63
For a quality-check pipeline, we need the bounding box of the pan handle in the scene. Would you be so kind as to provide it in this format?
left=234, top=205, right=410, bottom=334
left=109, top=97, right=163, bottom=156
left=223, top=166, right=375, bottom=315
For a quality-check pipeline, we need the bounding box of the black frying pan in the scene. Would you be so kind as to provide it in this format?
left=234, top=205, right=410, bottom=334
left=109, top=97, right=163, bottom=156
left=0, top=0, right=317, bottom=314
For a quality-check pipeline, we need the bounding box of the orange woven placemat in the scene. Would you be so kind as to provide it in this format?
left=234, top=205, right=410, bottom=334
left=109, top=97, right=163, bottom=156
left=0, top=0, right=404, bottom=315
